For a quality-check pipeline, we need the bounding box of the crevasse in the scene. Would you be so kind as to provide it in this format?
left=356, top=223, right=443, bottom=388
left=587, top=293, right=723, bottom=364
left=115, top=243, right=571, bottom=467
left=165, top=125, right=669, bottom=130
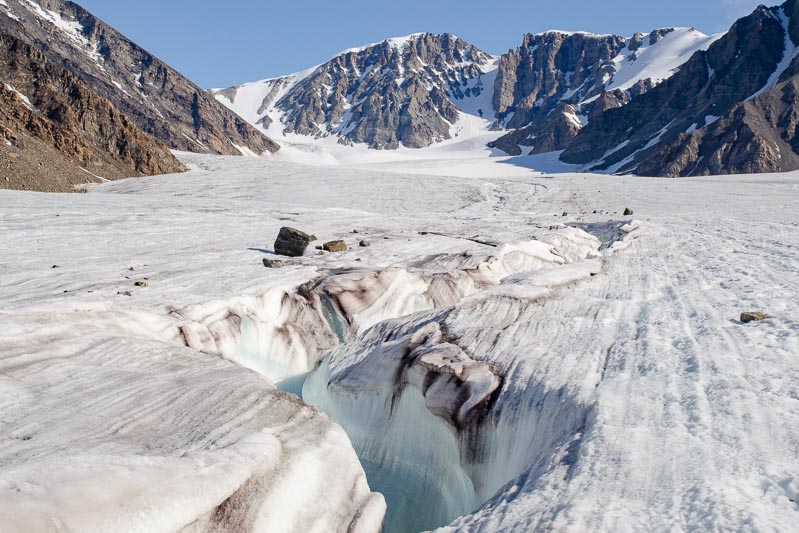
left=190, top=223, right=637, bottom=532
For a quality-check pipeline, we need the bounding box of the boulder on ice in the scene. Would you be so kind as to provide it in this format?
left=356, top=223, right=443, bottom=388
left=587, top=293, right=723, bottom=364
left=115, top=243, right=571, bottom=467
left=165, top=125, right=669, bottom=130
left=323, top=240, right=348, bottom=253
left=740, top=311, right=769, bottom=323
left=274, top=227, right=317, bottom=257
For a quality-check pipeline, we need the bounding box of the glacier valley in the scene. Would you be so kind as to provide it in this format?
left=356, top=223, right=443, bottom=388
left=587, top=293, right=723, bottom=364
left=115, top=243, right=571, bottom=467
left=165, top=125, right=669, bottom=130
left=1, top=151, right=799, bottom=532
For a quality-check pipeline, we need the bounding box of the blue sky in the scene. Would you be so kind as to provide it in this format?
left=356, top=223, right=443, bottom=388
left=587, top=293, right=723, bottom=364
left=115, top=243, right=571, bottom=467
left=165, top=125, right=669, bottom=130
left=76, top=0, right=774, bottom=89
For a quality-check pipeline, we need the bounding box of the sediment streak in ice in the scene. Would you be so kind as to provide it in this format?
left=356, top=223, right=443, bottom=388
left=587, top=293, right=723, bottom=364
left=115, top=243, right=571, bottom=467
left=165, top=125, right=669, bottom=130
left=0, top=309, right=385, bottom=532
left=183, top=225, right=608, bottom=384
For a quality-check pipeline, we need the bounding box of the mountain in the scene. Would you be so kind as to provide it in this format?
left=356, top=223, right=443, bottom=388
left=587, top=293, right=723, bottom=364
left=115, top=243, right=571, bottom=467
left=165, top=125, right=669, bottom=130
left=211, top=33, right=497, bottom=149
left=213, top=28, right=713, bottom=157
left=0, top=0, right=278, bottom=156
left=561, top=0, right=799, bottom=176
left=488, top=28, right=718, bottom=156
left=9, top=0, right=791, bottom=177
left=0, top=32, right=185, bottom=192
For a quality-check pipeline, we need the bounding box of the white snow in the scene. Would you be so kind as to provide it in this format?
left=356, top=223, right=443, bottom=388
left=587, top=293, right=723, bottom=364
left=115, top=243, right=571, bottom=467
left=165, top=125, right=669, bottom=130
left=111, top=79, right=132, bottom=98
left=448, top=57, right=500, bottom=123
left=231, top=142, right=261, bottom=157
left=606, top=28, right=721, bottom=93
left=210, top=65, right=319, bottom=137
left=181, top=133, right=209, bottom=151
left=2, top=152, right=798, bottom=532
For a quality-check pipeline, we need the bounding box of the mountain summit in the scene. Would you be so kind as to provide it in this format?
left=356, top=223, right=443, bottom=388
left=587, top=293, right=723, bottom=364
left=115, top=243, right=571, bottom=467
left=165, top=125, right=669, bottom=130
left=212, top=33, right=497, bottom=149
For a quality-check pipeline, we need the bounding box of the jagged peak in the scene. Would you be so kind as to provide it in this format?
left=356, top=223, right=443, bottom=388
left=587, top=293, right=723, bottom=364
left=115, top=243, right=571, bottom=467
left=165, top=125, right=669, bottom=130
left=531, top=29, right=616, bottom=38
left=333, top=32, right=429, bottom=57
left=329, top=32, right=489, bottom=62
left=216, top=32, right=492, bottom=92
left=523, top=27, right=707, bottom=47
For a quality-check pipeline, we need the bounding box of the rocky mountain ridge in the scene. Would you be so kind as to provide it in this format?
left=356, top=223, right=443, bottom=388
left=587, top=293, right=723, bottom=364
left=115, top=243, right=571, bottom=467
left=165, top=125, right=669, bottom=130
left=488, top=27, right=718, bottom=156
left=212, top=33, right=498, bottom=149
left=213, top=26, right=718, bottom=161
left=214, top=0, right=799, bottom=176
left=5, top=0, right=799, bottom=178
left=0, top=32, right=185, bottom=192
left=0, top=0, right=278, bottom=156
left=561, top=0, right=799, bottom=176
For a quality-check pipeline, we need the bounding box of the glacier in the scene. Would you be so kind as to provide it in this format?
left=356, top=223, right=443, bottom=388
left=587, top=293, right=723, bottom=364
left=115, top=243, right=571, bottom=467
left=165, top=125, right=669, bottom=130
left=1, top=151, right=799, bottom=532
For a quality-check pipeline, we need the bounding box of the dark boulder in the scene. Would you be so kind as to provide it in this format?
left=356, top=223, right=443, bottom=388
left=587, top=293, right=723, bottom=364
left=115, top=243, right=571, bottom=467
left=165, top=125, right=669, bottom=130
left=740, top=312, right=769, bottom=323
left=274, top=227, right=317, bottom=257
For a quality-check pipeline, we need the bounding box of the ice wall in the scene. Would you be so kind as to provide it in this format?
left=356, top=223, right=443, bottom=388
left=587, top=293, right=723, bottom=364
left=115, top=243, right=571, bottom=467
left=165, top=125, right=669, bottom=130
left=299, top=227, right=618, bottom=532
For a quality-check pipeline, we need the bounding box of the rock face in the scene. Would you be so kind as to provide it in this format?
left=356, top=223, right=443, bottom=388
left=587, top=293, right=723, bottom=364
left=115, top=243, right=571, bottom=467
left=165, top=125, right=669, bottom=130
left=492, top=31, right=627, bottom=130
left=0, top=0, right=278, bottom=156
left=488, top=28, right=715, bottom=156
left=212, top=33, right=496, bottom=149
left=274, top=227, right=317, bottom=257
left=489, top=103, right=585, bottom=156
left=0, top=33, right=185, bottom=192
left=561, top=0, right=799, bottom=176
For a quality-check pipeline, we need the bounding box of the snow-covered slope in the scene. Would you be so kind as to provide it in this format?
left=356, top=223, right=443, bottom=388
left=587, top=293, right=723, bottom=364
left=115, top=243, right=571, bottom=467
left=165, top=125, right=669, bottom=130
left=0, top=307, right=384, bottom=532
left=211, top=33, right=498, bottom=150
left=604, top=27, right=720, bottom=93
left=2, top=152, right=798, bottom=531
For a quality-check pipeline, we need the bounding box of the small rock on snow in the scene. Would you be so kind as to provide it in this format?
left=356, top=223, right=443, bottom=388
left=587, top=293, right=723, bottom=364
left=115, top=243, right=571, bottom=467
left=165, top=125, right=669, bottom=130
left=323, top=240, right=348, bottom=253
left=740, top=312, right=769, bottom=323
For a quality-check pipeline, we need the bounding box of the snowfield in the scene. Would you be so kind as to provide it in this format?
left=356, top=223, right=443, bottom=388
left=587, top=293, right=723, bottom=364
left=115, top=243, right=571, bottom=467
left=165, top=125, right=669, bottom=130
left=1, top=152, right=799, bottom=532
